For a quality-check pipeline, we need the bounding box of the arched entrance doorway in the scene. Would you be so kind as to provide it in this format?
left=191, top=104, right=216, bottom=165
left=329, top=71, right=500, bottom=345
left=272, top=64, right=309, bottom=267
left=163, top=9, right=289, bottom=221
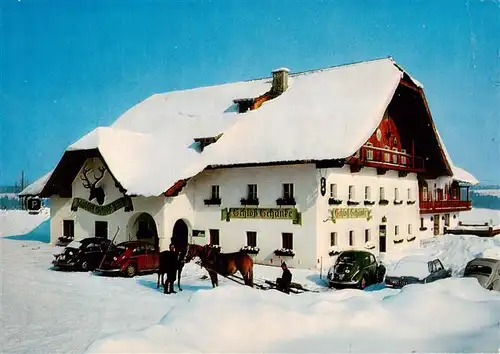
left=128, top=213, right=159, bottom=248
left=171, top=219, right=189, bottom=250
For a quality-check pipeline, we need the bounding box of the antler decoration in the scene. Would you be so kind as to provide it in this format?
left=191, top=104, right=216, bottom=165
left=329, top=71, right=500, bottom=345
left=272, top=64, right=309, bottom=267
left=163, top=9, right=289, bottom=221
left=80, top=164, right=107, bottom=205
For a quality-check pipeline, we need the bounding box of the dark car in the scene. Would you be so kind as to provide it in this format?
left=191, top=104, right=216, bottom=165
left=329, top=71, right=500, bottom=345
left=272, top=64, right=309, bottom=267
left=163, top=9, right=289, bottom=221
left=327, top=250, right=386, bottom=289
left=385, top=255, right=451, bottom=289
left=95, top=240, right=159, bottom=277
left=52, top=237, right=113, bottom=271
left=463, top=258, right=500, bottom=291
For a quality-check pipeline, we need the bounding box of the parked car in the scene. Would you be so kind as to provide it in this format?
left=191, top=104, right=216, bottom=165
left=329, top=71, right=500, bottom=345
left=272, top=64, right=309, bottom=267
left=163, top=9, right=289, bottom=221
left=385, top=255, right=451, bottom=289
left=327, top=250, right=386, bottom=289
left=95, top=240, right=159, bottom=277
left=463, top=258, right=500, bottom=291
left=52, top=237, right=113, bottom=271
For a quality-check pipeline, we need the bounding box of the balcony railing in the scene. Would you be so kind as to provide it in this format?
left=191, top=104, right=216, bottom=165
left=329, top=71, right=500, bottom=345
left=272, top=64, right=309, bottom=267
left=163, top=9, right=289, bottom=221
left=419, top=199, right=472, bottom=214
left=356, top=145, right=425, bottom=172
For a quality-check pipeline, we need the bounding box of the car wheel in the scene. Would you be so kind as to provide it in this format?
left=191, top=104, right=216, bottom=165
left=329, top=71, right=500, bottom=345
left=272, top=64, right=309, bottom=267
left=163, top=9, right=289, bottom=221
left=377, top=265, right=386, bottom=283
left=359, top=275, right=368, bottom=290
left=125, top=264, right=137, bottom=277
left=81, top=261, right=88, bottom=271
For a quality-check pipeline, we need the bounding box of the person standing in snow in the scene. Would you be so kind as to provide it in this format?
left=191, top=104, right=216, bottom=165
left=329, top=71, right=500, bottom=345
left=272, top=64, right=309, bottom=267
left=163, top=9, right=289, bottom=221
left=276, top=261, right=292, bottom=294
left=164, top=244, right=180, bottom=294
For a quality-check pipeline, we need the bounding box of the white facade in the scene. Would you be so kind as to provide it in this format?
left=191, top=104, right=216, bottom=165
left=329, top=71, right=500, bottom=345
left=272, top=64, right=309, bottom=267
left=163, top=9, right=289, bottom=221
left=50, top=158, right=167, bottom=246
left=315, top=167, right=421, bottom=264
left=49, top=157, right=471, bottom=270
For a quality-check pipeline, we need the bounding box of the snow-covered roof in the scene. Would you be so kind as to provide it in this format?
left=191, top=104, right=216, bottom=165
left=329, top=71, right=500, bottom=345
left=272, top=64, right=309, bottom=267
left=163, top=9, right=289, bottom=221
left=18, top=170, right=53, bottom=197
left=24, top=57, right=477, bottom=197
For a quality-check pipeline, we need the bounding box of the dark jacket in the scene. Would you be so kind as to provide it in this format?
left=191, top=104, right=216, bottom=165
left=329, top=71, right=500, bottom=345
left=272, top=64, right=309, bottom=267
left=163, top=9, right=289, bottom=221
left=163, top=250, right=180, bottom=271
left=281, top=268, right=292, bottom=286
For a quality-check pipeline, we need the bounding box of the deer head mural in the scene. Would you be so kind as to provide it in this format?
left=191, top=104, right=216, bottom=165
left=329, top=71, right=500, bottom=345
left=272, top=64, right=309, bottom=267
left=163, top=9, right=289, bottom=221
left=80, top=165, right=106, bottom=205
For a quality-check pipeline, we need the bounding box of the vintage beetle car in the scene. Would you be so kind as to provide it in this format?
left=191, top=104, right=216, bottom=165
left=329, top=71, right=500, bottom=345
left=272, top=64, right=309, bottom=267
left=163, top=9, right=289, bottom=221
left=385, top=255, right=451, bottom=288
left=463, top=258, right=500, bottom=291
left=52, top=237, right=112, bottom=271
left=95, top=240, right=159, bottom=277
left=327, top=250, right=386, bottom=289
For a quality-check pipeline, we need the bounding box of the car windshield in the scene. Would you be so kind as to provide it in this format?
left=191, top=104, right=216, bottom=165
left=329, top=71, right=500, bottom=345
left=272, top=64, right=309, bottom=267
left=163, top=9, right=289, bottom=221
left=336, top=253, right=357, bottom=264
left=464, top=265, right=492, bottom=276
left=66, top=240, right=82, bottom=249
left=390, top=259, right=430, bottom=279
left=114, top=244, right=128, bottom=253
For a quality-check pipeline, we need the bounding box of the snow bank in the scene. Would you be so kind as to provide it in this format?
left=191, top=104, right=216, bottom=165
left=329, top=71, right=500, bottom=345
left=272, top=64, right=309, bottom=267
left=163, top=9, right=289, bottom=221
left=86, top=278, right=500, bottom=353
left=0, top=208, right=49, bottom=237
left=460, top=207, right=500, bottom=226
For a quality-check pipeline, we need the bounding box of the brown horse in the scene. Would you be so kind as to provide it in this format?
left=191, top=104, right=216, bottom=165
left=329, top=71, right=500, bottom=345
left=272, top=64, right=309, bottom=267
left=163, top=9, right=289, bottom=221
left=199, top=245, right=254, bottom=287
left=157, top=243, right=205, bottom=291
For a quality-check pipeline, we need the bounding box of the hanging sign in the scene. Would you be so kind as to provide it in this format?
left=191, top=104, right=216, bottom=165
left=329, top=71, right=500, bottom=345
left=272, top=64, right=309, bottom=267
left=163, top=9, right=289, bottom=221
left=71, top=196, right=133, bottom=216
left=330, top=208, right=372, bottom=223
left=221, top=207, right=301, bottom=225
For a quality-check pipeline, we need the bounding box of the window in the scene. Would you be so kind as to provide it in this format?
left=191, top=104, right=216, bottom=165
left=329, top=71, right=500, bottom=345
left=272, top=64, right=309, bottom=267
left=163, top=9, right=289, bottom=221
left=330, top=232, right=337, bottom=246
left=365, top=229, right=371, bottom=243
left=133, top=246, right=146, bottom=255
left=209, top=229, right=220, bottom=245
left=384, top=146, right=390, bottom=162
left=420, top=218, right=424, bottom=228
left=282, top=233, right=293, bottom=249
left=247, top=184, right=258, bottom=199
left=408, top=224, right=412, bottom=235
left=407, top=188, right=412, bottom=200
left=395, top=225, right=399, bottom=236
left=63, top=220, right=74, bottom=238
left=246, top=231, right=257, bottom=247
left=444, top=214, right=450, bottom=227
left=349, top=231, right=355, bottom=246
left=401, top=149, right=407, bottom=165
left=433, top=260, right=444, bottom=272
left=211, top=185, right=220, bottom=199
left=380, top=187, right=385, bottom=200
left=365, top=186, right=371, bottom=200
left=283, top=183, right=294, bottom=199
left=348, top=185, right=355, bottom=200
left=330, top=184, right=337, bottom=198
left=366, top=143, right=373, bottom=160
left=422, top=186, right=428, bottom=201
left=392, top=147, right=398, bottom=164
left=395, top=188, right=399, bottom=200
left=95, top=221, right=108, bottom=238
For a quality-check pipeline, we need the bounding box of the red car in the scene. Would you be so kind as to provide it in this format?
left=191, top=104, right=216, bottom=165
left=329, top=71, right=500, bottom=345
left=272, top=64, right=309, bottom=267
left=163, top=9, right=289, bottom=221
left=95, top=241, right=159, bottom=277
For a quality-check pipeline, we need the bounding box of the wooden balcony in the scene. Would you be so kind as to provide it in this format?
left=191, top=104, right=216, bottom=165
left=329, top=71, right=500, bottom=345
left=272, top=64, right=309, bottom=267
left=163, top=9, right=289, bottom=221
left=351, top=145, right=425, bottom=173
left=419, top=199, right=472, bottom=214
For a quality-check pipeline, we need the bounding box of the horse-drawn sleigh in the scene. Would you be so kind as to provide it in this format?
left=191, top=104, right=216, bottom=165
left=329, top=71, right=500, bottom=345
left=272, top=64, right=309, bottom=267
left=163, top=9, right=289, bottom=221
left=157, top=243, right=317, bottom=295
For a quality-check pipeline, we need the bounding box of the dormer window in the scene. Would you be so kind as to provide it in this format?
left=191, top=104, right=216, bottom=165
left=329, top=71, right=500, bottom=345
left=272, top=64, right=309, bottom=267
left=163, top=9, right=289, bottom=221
left=193, top=133, right=223, bottom=152
left=233, top=98, right=255, bottom=113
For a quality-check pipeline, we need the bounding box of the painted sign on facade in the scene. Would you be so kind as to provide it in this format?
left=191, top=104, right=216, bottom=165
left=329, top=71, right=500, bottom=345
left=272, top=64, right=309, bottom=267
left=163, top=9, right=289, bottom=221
left=330, top=208, right=372, bottom=223
left=221, top=207, right=301, bottom=225
left=71, top=196, right=133, bottom=216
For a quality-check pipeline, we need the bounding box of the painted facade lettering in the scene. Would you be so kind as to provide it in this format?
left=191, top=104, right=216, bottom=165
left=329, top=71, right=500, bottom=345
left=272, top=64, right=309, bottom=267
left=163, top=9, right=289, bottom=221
left=330, top=208, right=372, bottom=223
left=221, top=207, right=302, bottom=225
left=70, top=196, right=133, bottom=216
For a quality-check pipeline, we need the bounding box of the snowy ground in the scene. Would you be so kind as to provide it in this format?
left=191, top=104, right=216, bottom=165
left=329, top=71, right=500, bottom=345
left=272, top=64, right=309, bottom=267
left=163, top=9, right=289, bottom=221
left=0, top=208, right=50, bottom=237
left=1, top=209, right=500, bottom=353
left=459, top=207, right=500, bottom=226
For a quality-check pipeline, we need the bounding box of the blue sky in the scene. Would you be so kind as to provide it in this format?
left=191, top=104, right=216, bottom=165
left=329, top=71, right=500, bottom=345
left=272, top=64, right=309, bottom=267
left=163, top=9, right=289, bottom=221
left=1, top=0, right=499, bottom=186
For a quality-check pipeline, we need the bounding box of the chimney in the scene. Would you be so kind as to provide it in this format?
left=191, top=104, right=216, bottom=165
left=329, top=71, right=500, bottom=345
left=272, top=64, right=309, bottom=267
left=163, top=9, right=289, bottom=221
left=271, top=67, right=290, bottom=96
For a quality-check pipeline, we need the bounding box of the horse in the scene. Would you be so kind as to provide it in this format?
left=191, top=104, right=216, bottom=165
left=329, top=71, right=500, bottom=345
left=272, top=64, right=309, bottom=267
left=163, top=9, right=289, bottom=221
left=157, top=243, right=205, bottom=291
left=199, top=245, right=254, bottom=288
